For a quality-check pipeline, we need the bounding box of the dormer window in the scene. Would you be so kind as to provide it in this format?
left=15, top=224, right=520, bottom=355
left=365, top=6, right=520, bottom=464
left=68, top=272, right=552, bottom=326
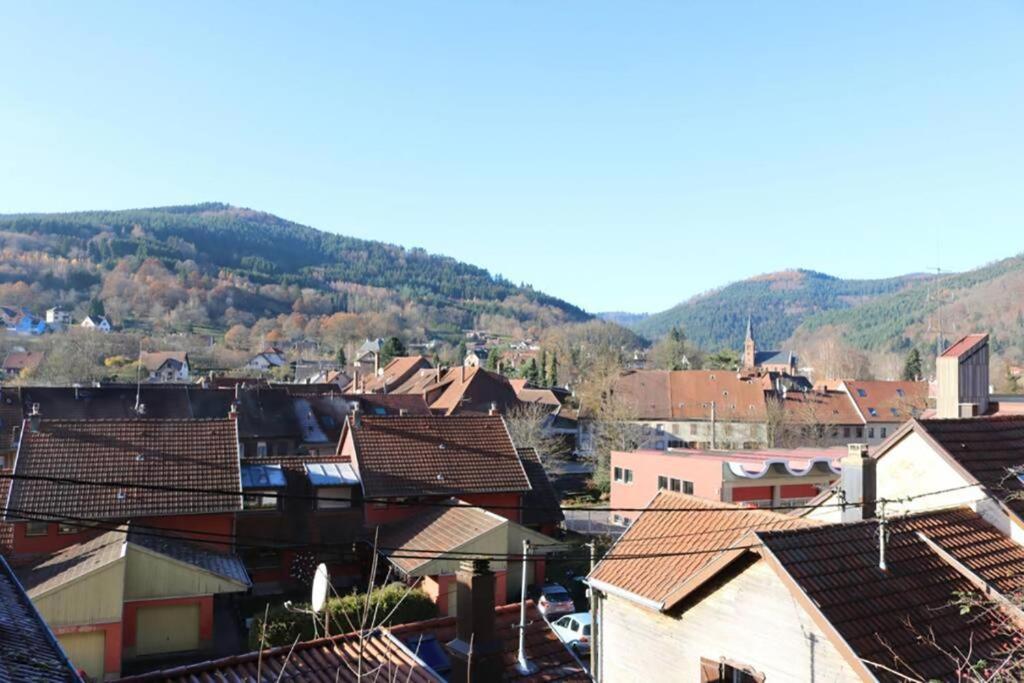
left=868, top=408, right=878, bottom=417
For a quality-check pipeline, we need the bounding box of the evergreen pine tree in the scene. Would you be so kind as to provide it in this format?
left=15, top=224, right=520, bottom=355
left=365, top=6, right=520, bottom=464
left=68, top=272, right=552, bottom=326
left=335, top=346, right=346, bottom=367
left=549, top=352, right=559, bottom=386
left=539, top=349, right=548, bottom=385
left=902, top=348, right=922, bottom=381
left=524, top=358, right=540, bottom=385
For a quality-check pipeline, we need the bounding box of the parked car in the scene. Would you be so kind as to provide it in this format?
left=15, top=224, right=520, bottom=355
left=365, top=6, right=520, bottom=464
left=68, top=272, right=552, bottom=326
left=538, top=583, right=575, bottom=617
left=551, top=612, right=592, bottom=653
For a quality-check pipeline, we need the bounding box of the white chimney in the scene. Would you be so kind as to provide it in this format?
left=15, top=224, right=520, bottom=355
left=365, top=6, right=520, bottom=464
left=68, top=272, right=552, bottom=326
left=840, top=443, right=876, bottom=522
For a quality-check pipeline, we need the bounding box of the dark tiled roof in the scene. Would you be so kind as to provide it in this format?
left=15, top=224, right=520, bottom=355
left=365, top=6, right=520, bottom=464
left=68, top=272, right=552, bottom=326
left=18, top=528, right=127, bottom=597
left=759, top=508, right=1024, bottom=682
left=18, top=385, right=233, bottom=420
left=128, top=528, right=250, bottom=586
left=348, top=393, right=432, bottom=416
left=754, top=349, right=794, bottom=367
left=0, top=554, right=79, bottom=682
left=913, top=416, right=1024, bottom=519
left=139, top=351, right=188, bottom=372
left=117, top=628, right=438, bottom=682
left=378, top=500, right=506, bottom=574
left=589, top=492, right=813, bottom=608
left=8, top=418, right=241, bottom=521
left=347, top=415, right=530, bottom=499
left=390, top=602, right=588, bottom=681
left=517, top=448, right=564, bottom=526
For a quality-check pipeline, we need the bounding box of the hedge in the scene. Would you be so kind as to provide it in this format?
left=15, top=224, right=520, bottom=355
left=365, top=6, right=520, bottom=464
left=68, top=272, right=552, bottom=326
left=249, top=583, right=438, bottom=649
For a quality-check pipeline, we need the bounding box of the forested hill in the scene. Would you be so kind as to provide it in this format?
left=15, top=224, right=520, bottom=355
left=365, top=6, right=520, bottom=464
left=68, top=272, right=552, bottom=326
left=632, top=269, right=930, bottom=350
left=0, top=203, right=589, bottom=340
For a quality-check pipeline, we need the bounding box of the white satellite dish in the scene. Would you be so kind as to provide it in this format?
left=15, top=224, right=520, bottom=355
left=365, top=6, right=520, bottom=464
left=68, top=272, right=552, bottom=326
left=311, top=563, right=329, bottom=612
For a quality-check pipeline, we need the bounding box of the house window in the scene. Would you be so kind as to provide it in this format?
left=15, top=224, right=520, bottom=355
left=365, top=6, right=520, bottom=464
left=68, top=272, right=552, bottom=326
left=678, top=480, right=694, bottom=494
left=315, top=486, right=353, bottom=510
left=657, top=476, right=669, bottom=490
left=868, top=427, right=875, bottom=439
left=881, top=427, right=887, bottom=438
left=614, top=467, right=624, bottom=483
left=256, top=441, right=268, bottom=458
left=624, top=468, right=633, bottom=484
left=689, top=423, right=697, bottom=435
left=843, top=427, right=850, bottom=438
left=700, top=658, right=765, bottom=682
left=58, top=523, right=78, bottom=535
left=25, top=521, right=47, bottom=537
left=856, top=427, right=863, bottom=438
left=243, top=491, right=279, bottom=510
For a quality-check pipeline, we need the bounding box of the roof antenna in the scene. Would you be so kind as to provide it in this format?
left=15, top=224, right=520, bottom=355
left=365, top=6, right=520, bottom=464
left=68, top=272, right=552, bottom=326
left=134, top=341, right=143, bottom=415
left=877, top=499, right=888, bottom=572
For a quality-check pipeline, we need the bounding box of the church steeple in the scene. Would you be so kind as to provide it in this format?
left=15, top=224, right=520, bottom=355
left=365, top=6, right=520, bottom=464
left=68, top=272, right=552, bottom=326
left=743, top=316, right=756, bottom=369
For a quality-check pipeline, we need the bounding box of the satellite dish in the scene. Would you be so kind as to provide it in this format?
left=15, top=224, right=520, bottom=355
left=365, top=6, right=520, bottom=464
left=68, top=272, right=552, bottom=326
left=311, top=563, right=329, bottom=612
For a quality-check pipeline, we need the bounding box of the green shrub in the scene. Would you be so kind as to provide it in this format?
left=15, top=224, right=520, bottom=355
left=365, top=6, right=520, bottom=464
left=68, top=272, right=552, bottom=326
left=249, top=583, right=438, bottom=649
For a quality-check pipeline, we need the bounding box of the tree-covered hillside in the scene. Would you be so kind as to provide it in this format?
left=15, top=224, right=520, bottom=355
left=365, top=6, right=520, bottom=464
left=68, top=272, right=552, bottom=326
left=632, top=269, right=927, bottom=350
left=0, top=203, right=589, bottom=342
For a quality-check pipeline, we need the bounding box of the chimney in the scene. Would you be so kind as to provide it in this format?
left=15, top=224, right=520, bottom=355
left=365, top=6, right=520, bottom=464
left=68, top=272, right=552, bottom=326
left=28, top=403, right=41, bottom=433
left=352, top=403, right=361, bottom=428
left=398, top=408, right=407, bottom=417
left=374, top=352, right=380, bottom=375
left=229, top=404, right=238, bottom=420
left=488, top=402, right=498, bottom=416
left=840, top=443, right=876, bottom=522
left=446, top=559, right=503, bottom=683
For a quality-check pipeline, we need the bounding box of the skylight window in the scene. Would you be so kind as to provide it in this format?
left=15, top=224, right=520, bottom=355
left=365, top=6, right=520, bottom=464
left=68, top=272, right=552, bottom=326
left=857, top=389, right=867, bottom=398
left=896, top=388, right=905, bottom=397
left=890, top=407, right=899, bottom=417
left=868, top=408, right=877, bottom=417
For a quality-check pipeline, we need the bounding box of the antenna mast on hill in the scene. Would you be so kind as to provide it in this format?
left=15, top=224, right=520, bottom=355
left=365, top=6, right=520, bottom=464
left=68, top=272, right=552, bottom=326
left=926, top=266, right=944, bottom=359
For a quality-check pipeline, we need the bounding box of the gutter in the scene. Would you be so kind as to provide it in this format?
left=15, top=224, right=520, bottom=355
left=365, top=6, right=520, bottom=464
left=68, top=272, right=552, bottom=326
left=586, top=578, right=663, bottom=612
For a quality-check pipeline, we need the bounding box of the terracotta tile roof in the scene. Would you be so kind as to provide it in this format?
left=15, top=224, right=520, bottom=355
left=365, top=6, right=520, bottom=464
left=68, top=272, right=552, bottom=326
left=613, top=370, right=771, bottom=422
left=517, top=448, right=564, bottom=526
left=910, top=416, right=1024, bottom=519
left=348, top=393, right=432, bottom=416
left=0, top=470, right=12, bottom=553
left=427, top=367, right=521, bottom=416
left=139, top=351, right=188, bottom=372
left=359, top=356, right=433, bottom=393
left=0, top=555, right=79, bottom=682
left=7, top=418, right=241, bottom=521
left=346, top=415, right=530, bottom=499
left=515, top=387, right=561, bottom=407
left=758, top=508, right=1024, bottom=682
left=588, top=491, right=813, bottom=609
left=118, top=628, right=439, bottom=683
left=941, top=332, right=989, bottom=359
left=782, top=389, right=862, bottom=425
left=2, top=350, right=44, bottom=373
left=378, top=500, right=506, bottom=574
left=389, top=601, right=589, bottom=681
left=842, top=379, right=928, bottom=423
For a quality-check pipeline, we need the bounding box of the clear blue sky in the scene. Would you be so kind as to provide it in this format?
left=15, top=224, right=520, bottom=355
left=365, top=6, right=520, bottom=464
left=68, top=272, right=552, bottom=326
left=1, top=2, right=1021, bottom=313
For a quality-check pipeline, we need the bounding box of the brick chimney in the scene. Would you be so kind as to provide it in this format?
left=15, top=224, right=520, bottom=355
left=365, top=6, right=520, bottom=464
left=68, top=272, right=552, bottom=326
left=446, top=559, right=503, bottom=683
left=840, top=443, right=876, bottom=522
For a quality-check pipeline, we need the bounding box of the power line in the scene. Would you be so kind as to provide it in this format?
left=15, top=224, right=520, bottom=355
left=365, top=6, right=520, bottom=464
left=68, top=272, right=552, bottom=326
left=0, top=470, right=880, bottom=513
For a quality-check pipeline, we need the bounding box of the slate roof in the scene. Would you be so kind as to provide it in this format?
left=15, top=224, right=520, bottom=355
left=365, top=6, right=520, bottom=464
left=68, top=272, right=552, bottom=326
left=753, top=349, right=794, bottom=367
left=759, top=508, right=1024, bottom=682
left=117, top=628, right=438, bottom=683
left=907, top=416, right=1024, bottom=520
left=127, top=528, right=251, bottom=586
left=842, top=379, right=928, bottom=423
left=345, top=415, right=531, bottom=499
left=17, top=384, right=234, bottom=420
left=7, top=418, right=241, bottom=521
left=588, top=491, right=813, bottom=609
left=517, top=447, right=564, bottom=526
left=389, top=602, right=588, bottom=681
left=348, top=393, right=432, bottom=416
left=18, top=528, right=127, bottom=597
left=0, top=554, right=80, bottom=682
left=378, top=500, right=507, bottom=574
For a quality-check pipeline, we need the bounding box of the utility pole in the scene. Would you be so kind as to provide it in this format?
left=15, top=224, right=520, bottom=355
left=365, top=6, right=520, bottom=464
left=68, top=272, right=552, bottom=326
left=587, top=541, right=597, bottom=679
left=516, top=539, right=537, bottom=675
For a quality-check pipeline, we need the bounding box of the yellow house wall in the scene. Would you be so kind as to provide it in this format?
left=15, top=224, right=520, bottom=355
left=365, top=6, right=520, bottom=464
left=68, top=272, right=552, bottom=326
left=33, top=560, right=126, bottom=627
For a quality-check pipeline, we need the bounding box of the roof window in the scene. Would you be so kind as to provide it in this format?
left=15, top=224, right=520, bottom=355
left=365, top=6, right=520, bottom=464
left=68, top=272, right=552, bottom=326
left=868, top=408, right=877, bottom=417
left=857, top=388, right=867, bottom=398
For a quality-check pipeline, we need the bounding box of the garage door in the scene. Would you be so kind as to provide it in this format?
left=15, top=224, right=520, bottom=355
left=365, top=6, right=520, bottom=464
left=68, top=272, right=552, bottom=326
left=135, top=603, right=200, bottom=655
left=59, top=630, right=105, bottom=682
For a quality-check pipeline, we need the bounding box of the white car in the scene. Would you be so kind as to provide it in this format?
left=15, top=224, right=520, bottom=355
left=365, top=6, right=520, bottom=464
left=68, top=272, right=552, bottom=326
left=550, top=612, right=592, bottom=653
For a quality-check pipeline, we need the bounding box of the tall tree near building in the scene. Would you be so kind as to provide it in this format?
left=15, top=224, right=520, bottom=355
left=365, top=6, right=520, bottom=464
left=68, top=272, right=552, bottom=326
left=379, top=336, right=406, bottom=365
left=88, top=297, right=106, bottom=318
left=902, top=347, right=923, bottom=381
left=335, top=346, right=346, bottom=367
left=486, top=348, right=503, bottom=372
left=548, top=351, right=559, bottom=386
left=539, top=349, right=548, bottom=385
left=523, top=358, right=541, bottom=385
